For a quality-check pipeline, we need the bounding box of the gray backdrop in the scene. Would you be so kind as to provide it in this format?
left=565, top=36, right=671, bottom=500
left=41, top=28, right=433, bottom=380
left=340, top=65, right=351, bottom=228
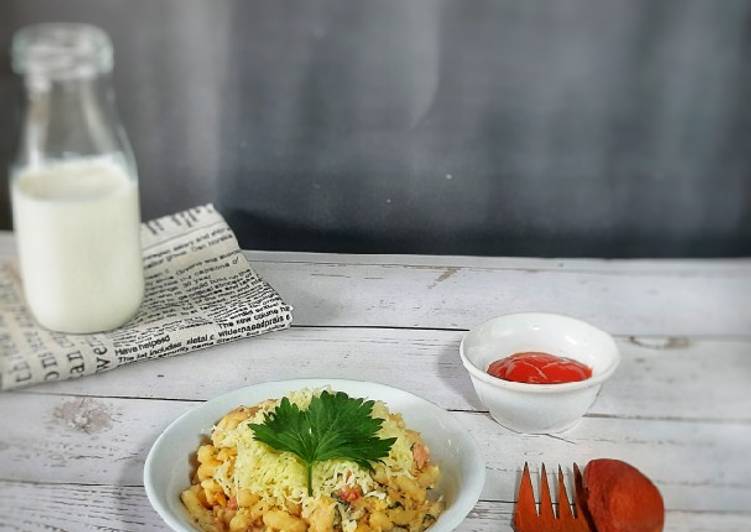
left=1, top=0, right=750, bottom=257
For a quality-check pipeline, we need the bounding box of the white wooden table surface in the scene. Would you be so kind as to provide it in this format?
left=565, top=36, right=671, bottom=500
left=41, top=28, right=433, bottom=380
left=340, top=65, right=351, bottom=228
left=0, top=231, right=750, bottom=532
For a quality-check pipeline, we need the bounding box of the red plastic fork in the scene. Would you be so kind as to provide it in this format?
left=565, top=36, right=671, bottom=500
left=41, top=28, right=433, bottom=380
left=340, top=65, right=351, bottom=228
left=513, top=463, right=594, bottom=532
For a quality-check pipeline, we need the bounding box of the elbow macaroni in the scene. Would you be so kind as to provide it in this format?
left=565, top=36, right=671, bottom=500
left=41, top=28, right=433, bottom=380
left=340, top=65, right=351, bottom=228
left=181, top=389, right=443, bottom=531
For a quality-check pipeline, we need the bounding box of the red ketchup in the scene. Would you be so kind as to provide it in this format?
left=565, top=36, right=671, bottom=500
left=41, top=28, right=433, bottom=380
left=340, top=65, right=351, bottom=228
left=487, top=352, right=592, bottom=384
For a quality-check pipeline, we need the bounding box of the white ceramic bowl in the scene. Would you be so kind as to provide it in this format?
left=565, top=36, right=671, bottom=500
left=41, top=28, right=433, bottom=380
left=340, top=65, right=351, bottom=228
left=144, top=378, right=485, bottom=532
left=460, top=313, right=620, bottom=434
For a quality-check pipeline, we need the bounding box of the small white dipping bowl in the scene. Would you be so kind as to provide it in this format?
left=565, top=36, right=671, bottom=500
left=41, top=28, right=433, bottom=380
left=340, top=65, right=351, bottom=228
left=460, top=313, right=620, bottom=434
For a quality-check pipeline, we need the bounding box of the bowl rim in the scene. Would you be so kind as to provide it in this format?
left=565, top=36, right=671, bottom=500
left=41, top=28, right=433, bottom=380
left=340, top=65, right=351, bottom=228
left=143, top=378, right=486, bottom=532
left=459, top=312, right=621, bottom=394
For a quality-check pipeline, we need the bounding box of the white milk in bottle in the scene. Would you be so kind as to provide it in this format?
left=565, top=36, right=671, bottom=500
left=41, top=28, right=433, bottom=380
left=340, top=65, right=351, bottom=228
left=10, top=24, right=144, bottom=333
left=12, top=157, right=144, bottom=333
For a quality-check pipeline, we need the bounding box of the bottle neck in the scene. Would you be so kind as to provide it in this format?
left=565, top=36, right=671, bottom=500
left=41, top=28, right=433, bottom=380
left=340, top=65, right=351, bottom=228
left=16, top=73, right=135, bottom=175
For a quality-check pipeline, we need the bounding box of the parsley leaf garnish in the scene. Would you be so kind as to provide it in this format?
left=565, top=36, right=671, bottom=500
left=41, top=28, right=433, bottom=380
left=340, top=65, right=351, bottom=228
left=249, top=391, right=397, bottom=496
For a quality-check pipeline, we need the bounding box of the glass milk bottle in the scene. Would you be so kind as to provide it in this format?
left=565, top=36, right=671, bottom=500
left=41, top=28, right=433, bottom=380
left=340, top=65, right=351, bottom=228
left=10, top=23, right=144, bottom=333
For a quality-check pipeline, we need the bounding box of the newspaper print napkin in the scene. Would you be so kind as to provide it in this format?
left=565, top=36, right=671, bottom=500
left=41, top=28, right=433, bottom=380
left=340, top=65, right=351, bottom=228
left=0, top=204, right=292, bottom=390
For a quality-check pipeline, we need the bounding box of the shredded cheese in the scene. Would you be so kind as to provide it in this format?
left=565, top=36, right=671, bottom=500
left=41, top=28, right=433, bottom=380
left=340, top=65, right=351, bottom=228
left=212, top=388, right=417, bottom=507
